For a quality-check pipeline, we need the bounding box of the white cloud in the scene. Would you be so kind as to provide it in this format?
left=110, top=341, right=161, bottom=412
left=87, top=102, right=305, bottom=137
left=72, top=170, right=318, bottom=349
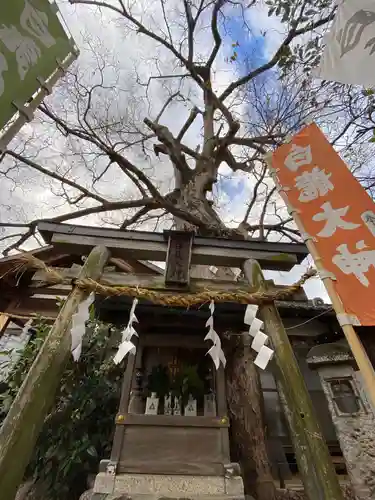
left=244, top=0, right=285, bottom=57
left=265, top=257, right=331, bottom=303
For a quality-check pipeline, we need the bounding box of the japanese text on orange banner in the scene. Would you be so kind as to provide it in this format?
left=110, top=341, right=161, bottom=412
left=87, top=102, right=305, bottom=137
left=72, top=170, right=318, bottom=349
left=272, top=123, right=375, bottom=325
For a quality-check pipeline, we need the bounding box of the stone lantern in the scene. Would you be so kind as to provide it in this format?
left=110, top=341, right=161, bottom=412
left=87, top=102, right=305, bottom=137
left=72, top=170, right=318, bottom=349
left=307, top=340, right=375, bottom=500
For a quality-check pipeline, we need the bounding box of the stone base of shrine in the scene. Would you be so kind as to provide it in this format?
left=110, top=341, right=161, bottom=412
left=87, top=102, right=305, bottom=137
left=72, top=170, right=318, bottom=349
left=88, top=472, right=246, bottom=499
left=85, top=495, right=247, bottom=500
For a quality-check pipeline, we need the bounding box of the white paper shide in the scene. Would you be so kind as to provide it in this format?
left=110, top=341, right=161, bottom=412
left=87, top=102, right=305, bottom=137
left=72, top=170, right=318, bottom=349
left=244, top=304, right=274, bottom=370
left=70, top=292, right=95, bottom=362
left=113, top=298, right=138, bottom=364
left=205, top=301, right=226, bottom=370
left=172, top=396, right=182, bottom=416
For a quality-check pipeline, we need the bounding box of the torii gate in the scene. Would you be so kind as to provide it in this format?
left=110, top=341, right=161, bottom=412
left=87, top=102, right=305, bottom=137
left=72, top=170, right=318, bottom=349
left=0, top=221, right=342, bottom=500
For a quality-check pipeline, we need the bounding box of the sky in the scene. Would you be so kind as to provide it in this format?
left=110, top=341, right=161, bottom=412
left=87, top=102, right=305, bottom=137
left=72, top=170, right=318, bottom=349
left=213, top=10, right=270, bottom=204
left=0, top=0, right=331, bottom=301
left=206, top=7, right=329, bottom=300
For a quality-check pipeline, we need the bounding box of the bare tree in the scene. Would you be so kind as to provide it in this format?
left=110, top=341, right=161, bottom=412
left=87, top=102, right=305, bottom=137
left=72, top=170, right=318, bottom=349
left=1, top=1, right=374, bottom=497
left=1, top=0, right=374, bottom=254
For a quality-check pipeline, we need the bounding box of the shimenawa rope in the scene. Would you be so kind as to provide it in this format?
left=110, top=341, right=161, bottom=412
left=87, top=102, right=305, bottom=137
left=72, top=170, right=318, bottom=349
left=7, top=254, right=317, bottom=309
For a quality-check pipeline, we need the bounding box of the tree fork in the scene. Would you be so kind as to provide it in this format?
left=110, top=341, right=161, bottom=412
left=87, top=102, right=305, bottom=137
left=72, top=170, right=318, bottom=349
left=243, top=259, right=343, bottom=500
left=0, top=246, right=110, bottom=500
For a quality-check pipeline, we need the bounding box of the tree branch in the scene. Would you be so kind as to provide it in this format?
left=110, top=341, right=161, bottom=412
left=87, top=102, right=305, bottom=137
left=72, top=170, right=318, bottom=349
left=219, top=11, right=335, bottom=102
left=155, top=92, right=180, bottom=123
left=206, top=0, right=227, bottom=69
left=242, top=165, right=267, bottom=224
left=0, top=233, right=25, bottom=244
left=39, top=104, right=166, bottom=204
left=222, top=149, right=254, bottom=173
left=1, top=198, right=157, bottom=255
left=0, top=223, right=31, bottom=228
left=176, top=107, right=200, bottom=142
left=4, top=151, right=107, bottom=205
left=144, top=118, right=195, bottom=178
left=70, top=0, right=190, bottom=70
left=120, top=205, right=152, bottom=229
left=160, top=0, right=174, bottom=45
left=50, top=198, right=158, bottom=223
left=230, top=135, right=283, bottom=148
left=183, top=0, right=195, bottom=65
left=70, top=0, right=237, bottom=132
left=258, top=186, right=276, bottom=240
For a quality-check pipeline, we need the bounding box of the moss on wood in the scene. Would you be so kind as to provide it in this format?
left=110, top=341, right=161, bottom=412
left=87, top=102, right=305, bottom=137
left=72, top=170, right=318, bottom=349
left=0, top=246, right=110, bottom=500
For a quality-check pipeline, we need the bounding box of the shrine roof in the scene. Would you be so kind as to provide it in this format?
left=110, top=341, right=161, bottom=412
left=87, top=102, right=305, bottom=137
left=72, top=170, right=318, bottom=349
left=0, top=243, right=162, bottom=319
left=95, top=295, right=334, bottom=329
left=0, top=244, right=162, bottom=285
left=275, top=299, right=332, bottom=313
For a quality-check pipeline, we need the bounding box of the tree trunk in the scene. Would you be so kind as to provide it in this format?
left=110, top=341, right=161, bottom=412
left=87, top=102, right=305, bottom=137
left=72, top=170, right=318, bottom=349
left=226, top=336, right=277, bottom=500
left=174, top=164, right=274, bottom=498
left=177, top=183, right=227, bottom=235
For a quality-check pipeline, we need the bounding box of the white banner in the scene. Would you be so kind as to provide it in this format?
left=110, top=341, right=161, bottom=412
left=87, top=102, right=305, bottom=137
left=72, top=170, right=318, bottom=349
left=315, top=0, right=375, bottom=87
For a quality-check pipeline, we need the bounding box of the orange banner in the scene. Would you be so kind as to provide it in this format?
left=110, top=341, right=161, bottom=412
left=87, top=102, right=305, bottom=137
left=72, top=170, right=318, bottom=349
left=272, top=123, right=375, bottom=325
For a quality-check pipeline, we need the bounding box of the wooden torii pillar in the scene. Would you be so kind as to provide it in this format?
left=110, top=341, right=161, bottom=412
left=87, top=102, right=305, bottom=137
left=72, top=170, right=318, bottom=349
left=243, top=259, right=343, bottom=500
left=0, top=246, right=110, bottom=500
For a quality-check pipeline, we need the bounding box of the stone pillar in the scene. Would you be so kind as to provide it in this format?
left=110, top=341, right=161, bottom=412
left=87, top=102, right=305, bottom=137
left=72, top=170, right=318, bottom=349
left=307, top=340, right=375, bottom=500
